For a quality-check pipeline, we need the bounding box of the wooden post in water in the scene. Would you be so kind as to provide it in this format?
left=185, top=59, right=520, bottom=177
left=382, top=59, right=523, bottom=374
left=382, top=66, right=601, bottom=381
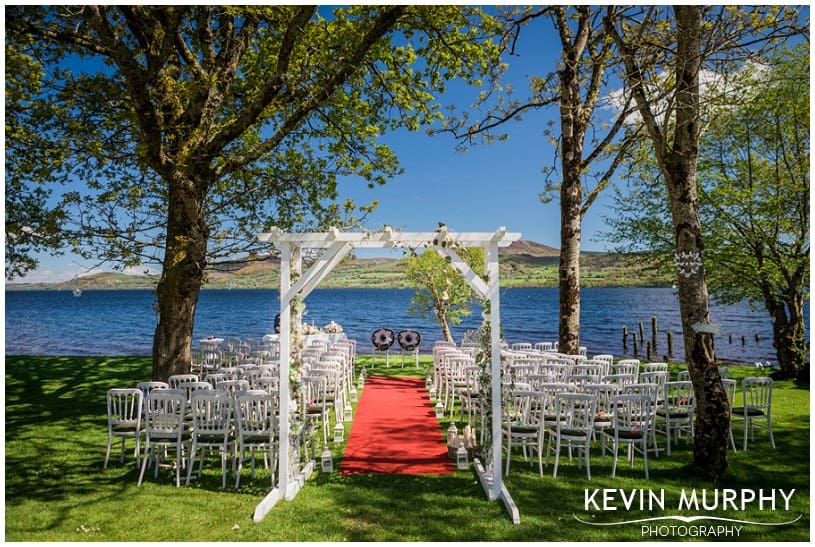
left=638, top=322, right=645, bottom=344
left=666, top=331, right=674, bottom=356
left=646, top=340, right=653, bottom=360
left=651, top=316, right=658, bottom=349
left=632, top=332, right=639, bottom=355
left=622, top=326, right=628, bottom=352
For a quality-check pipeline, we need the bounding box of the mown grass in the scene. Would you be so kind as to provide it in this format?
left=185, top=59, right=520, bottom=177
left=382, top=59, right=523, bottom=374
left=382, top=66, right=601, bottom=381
left=5, top=354, right=809, bottom=541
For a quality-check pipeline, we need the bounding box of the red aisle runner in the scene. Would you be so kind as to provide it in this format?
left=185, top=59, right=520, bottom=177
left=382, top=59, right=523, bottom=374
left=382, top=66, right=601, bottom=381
left=340, top=376, right=455, bottom=475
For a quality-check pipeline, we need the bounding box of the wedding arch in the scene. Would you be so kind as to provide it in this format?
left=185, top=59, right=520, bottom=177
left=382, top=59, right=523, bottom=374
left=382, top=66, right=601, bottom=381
left=254, top=225, right=521, bottom=523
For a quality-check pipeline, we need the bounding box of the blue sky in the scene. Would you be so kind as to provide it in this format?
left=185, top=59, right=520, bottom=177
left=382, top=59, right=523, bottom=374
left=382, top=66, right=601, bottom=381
left=17, top=10, right=619, bottom=282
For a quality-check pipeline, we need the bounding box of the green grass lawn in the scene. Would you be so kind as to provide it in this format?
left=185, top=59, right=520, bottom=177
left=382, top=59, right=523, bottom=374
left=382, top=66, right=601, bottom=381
left=5, top=354, right=809, bottom=541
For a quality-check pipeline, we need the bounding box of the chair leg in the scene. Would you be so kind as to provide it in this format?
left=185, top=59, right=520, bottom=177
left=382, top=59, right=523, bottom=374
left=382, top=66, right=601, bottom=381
left=768, top=418, right=775, bottom=448
left=137, top=441, right=150, bottom=486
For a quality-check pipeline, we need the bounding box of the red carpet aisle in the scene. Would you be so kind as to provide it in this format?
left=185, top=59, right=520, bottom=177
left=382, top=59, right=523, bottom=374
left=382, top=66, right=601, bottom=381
left=340, top=376, right=455, bottom=475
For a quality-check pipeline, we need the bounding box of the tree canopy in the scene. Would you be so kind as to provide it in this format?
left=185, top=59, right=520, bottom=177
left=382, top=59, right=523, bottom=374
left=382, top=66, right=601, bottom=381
left=5, top=6, right=503, bottom=379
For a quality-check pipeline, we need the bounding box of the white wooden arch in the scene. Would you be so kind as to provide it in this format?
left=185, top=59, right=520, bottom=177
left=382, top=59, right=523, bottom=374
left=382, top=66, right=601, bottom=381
left=253, top=226, right=521, bottom=523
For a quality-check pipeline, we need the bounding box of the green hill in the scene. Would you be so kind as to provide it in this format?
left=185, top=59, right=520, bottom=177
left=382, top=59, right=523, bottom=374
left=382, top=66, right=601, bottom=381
left=6, top=241, right=672, bottom=291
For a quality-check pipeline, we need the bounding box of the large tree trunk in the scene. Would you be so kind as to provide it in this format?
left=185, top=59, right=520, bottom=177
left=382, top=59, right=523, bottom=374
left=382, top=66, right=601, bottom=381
left=151, top=182, right=209, bottom=381
left=558, top=181, right=582, bottom=356
left=765, top=289, right=809, bottom=381
left=667, top=6, right=729, bottom=478
left=556, top=21, right=586, bottom=357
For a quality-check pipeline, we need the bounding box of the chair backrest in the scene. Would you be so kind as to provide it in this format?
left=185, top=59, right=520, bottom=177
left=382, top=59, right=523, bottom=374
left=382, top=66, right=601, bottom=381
left=610, top=362, right=639, bottom=379
left=216, top=379, right=251, bottom=396
left=742, top=377, right=772, bottom=410
left=234, top=391, right=277, bottom=439
left=641, top=362, right=669, bottom=374
left=189, top=391, right=233, bottom=437
left=107, top=388, right=143, bottom=430
left=300, top=375, right=327, bottom=414
left=554, top=392, right=597, bottom=433
left=663, top=381, right=694, bottom=411
left=612, top=393, right=653, bottom=432
left=534, top=342, right=554, bottom=352
left=639, top=371, right=668, bottom=387
left=510, top=342, right=533, bottom=352
left=676, top=370, right=690, bottom=382
left=144, top=389, right=187, bottom=438
left=168, top=373, right=198, bottom=389
left=503, top=389, right=542, bottom=426
left=572, top=364, right=605, bottom=382
left=622, top=382, right=660, bottom=403
left=177, top=380, right=213, bottom=402
left=136, top=381, right=169, bottom=400
left=537, top=363, right=571, bottom=383
left=584, top=383, right=619, bottom=414
left=601, top=373, right=636, bottom=388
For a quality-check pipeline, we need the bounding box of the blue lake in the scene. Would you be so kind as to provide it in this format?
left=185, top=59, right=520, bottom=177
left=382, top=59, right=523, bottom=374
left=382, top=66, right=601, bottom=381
left=4, top=287, right=805, bottom=365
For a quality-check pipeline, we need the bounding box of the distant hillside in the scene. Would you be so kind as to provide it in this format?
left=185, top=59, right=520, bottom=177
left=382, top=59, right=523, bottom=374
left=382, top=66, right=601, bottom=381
left=500, top=240, right=560, bottom=258
left=6, top=240, right=672, bottom=290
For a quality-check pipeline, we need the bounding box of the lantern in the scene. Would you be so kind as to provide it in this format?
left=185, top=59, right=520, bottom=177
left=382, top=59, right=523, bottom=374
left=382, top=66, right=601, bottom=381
left=343, top=401, right=353, bottom=422
left=350, top=385, right=358, bottom=403
left=333, top=422, right=345, bottom=443
left=435, top=401, right=444, bottom=419
left=456, top=440, right=469, bottom=470
left=321, top=447, right=333, bottom=473
left=428, top=385, right=437, bottom=401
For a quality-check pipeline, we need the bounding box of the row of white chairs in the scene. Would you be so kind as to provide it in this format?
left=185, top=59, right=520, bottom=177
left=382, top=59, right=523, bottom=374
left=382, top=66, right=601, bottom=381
left=106, top=387, right=278, bottom=489
left=500, top=375, right=775, bottom=480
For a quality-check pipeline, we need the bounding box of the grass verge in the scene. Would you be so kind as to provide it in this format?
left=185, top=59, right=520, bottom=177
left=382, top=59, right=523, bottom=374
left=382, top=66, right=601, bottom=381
left=4, top=354, right=809, bottom=541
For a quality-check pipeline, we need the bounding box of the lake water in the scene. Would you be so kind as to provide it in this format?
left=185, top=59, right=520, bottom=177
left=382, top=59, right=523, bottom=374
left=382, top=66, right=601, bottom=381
left=4, top=287, right=805, bottom=364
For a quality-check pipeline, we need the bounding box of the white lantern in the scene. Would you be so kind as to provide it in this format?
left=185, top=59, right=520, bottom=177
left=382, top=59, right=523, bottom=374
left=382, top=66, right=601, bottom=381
left=333, top=422, right=345, bottom=443
left=435, top=401, right=444, bottom=419
left=456, top=441, right=469, bottom=470
left=428, top=386, right=437, bottom=401
left=343, top=401, right=353, bottom=422
left=321, top=447, right=333, bottom=473
left=446, top=423, right=459, bottom=448
left=350, top=385, right=358, bottom=402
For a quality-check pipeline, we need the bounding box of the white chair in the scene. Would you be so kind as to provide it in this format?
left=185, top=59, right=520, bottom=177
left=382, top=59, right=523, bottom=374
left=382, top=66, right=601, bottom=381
left=460, top=365, right=482, bottom=426
left=656, top=381, right=694, bottom=456
left=301, top=375, right=330, bottom=450
left=503, top=389, right=543, bottom=475
left=371, top=328, right=395, bottom=367
left=733, top=377, right=775, bottom=450
left=234, top=391, right=278, bottom=488
left=602, top=393, right=653, bottom=478
left=104, top=388, right=144, bottom=468
left=186, top=391, right=235, bottom=488
left=138, top=389, right=190, bottom=487
left=544, top=392, right=597, bottom=479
